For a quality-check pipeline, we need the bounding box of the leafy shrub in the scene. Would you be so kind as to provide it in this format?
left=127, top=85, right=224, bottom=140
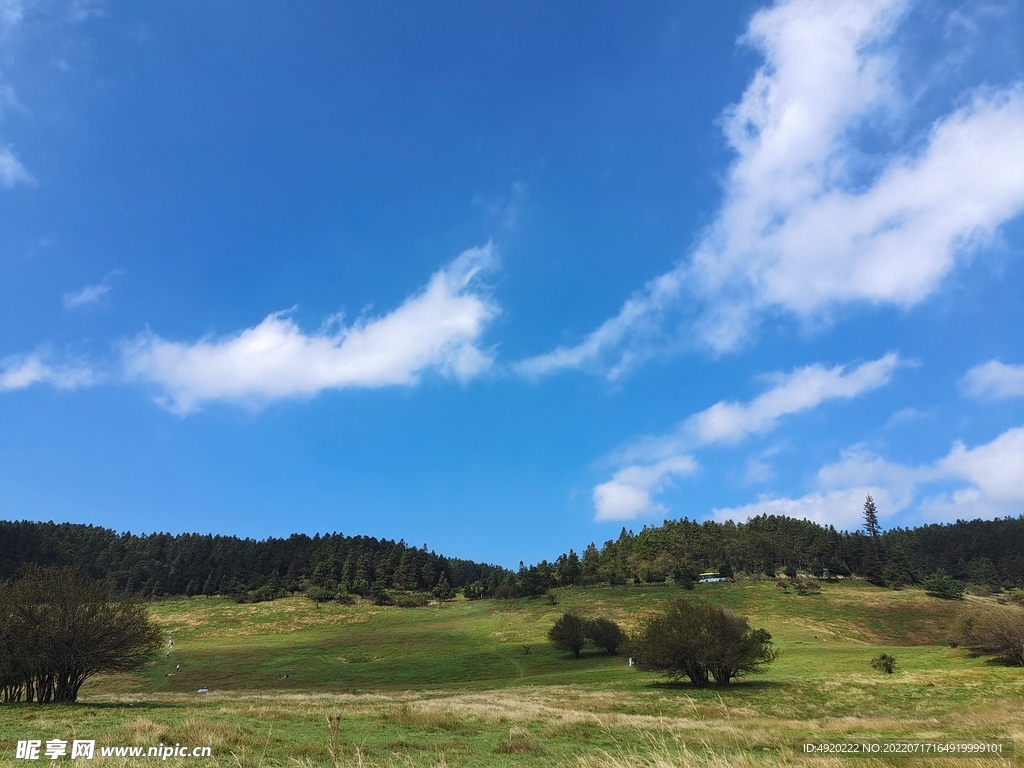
left=243, top=584, right=282, bottom=603
left=966, top=582, right=999, bottom=597
left=305, top=585, right=333, bottom=606
left=671, top=564, right=698, bottom=589
left=793, top=580, right=821, bottom=595
left=871, top=653, right=897, bottom=674
left=584, top=617, right=625, bottom=655
left=630, top=598, right=777, bottom=687
left=922, top=568, right=964, bottom=599
left=954, top=605, right=1024, bottom=666
left=393, top=592, right=430, bottom=608
left=548, top=613, right=587, bottom=659
left=463, top=581, right=486, bottom=600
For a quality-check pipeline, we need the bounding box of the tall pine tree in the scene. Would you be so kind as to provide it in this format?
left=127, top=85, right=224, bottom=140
left=863, top=495, right=881, bottom=538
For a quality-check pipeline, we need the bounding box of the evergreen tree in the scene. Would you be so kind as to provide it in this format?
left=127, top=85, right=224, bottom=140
left=560, top=550, right=581, bottom=585
left=882, top=545, right=912, bottom=589
left=370, top=579, right=392, bottom=606
left=432, top=572, right=455, bottom=601
left=580, top=543, right=601, bottom=585
left=965, top=557, right=1001, bottom=592
left=861, top=544, right=884, bottom=585
left=922, top=568, right=964, bottom=599
left=671, top=563, right=698, bottom=589
left=863, top=495, right=881, bottom=538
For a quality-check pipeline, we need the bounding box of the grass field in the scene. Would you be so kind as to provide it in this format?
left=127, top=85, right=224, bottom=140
left=1, top=580, right=1021, bottom=767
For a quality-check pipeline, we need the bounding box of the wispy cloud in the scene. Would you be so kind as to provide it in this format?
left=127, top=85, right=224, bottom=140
left=677, top=354, right=900, bottom=448
left=123, top=244, right=501, bottom=414
left=743, top=446, right=780, bottom=485
left=520, top=0, right=1024, bottom=376
left=0, top=351, right=98, bottom=391
left=63, top=271, right=121, bottom=309
left=0, top=1, right=31, bottom=188
left=0, top=0, right=105, bottom=188
left=0, top=0, right=24, bottom=38
left=472, top=181, right=527, bottom=230
left=962, top=360, right=1024, bottom=400
left=0, top=145, right=32, bottom=187
left=591, top=353, right=900, bottom=520
left=715, top=426, right=1024, bottom=529
left=515, top=270, right=683, bottom=380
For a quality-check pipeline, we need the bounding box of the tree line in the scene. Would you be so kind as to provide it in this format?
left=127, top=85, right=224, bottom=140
left=0, top=521, right=509, bottom=601
left=3, top=512, right=1024, bottom=601
left=521, top=510, right=1024, bottom=594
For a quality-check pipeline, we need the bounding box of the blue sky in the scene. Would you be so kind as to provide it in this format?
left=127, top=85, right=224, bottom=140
left=2, top=0, right=1023, bottom=568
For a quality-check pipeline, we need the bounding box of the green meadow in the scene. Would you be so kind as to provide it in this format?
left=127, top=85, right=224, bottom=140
left=1, top=581, right=1021, bottom=767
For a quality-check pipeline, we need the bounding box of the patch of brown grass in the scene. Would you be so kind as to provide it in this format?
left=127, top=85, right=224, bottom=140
left=495, top=726, right=543, bottom=754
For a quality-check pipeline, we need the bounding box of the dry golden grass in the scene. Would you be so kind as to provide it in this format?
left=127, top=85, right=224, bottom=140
left=67, top=684, right=1021, bottom=767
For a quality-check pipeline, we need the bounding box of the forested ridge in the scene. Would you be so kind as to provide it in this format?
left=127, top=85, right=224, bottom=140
left=0, top=522, right=508, bottom=600
left=2, top=513, right=1024, bottom=600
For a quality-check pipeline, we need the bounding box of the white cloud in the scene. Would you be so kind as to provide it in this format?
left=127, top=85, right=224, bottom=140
left=937, top=427, right=1024, bottom=503
left=63, top=272, right=119, bottom=309
left=962, top=360, right=1024, bottom=400
left=592, top=456, right=697, bottom=522
left=716, top=426, right=1024, bottom=529
left=123, top=245, right=500, bottom=414
left=592, top=353, right=899, bottom=520
left=815, top=445, right=928, bottom=510
left=883, top=406, right=928, bottom=428
left=520, top=0, right=1024, bottom=375
left=683, top=354, right=900, bottom=446
left=713, top=487, right=902, bottom=531
left=0, top=145, right=32, bottom=187
left=0, top=352, right=97, bottom=391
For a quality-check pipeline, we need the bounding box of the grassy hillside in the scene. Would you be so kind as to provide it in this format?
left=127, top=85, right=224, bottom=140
left=1, top=580, right=1021, bottom=767
left=130, top=580, right=966, bottom=693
